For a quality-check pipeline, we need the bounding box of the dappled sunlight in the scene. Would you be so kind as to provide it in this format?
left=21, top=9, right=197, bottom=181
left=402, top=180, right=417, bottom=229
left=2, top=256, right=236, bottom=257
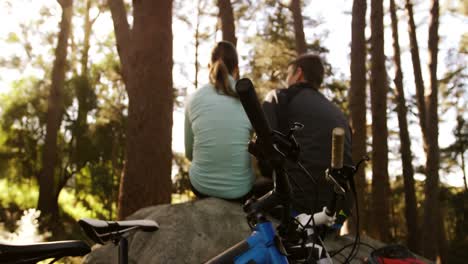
left=0, top=208, right=50, bottom=243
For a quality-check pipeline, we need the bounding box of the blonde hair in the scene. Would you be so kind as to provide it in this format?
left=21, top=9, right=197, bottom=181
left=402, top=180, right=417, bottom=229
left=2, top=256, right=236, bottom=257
left=209, top=41, right=238, bottom=98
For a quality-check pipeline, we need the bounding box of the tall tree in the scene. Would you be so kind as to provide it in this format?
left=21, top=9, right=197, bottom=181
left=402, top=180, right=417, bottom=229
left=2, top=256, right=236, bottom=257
left=422, top=0, right=448, bottom=261
left=217, top=0, right=237, bottom=46
left=194, top=0, right=202, bottom=89
left=70, top=0, right=99, bottom=175
left=389, top=0, right=419, bottom=252
left=369, top=0, right=391, bottom=242
left=108, top=0, right=174, bottom=219
left=348, top=0, right=367, bottom=234
left=290, top=0, right=307, bottom=54
left=405, top=0, right=428, bottom=142
left=38, top=0, right=74, bottom=220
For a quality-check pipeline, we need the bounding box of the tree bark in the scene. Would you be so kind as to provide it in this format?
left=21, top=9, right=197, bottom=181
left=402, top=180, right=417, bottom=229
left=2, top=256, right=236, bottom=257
left=109, top=0, right=174, bottom=219
left=422, top=0, right=447, bottom=261
left=390, top=0, right=419, bottom=252
left=108, top=0, right=132, bottom=84
left=348, top=0, right=367, bottom=234
left=194, top=0, right=202, bottom=89
left=369, top=0, right=391, bottom=242
left=457, top=116, right=468, bottom=191
left=405, top=0, right=428, bottom=143
left=290, top=0, right=307, bottom=55
left=217, top=0, right=237, bottom=46
left=38, top=0, right=73, bottom=220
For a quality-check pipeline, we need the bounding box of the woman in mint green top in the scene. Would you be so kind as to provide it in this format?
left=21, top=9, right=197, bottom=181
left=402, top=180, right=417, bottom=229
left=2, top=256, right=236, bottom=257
left=184, top=41, right=254, bottom=200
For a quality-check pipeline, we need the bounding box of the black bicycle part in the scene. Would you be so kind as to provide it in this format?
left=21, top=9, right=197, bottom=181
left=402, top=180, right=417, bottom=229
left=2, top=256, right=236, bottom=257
left=79, top=218, right=159, bottom=264
left=78, top=218, right=159, bottom=244
left=236, top=78, right=296, bottom=225
left=0, top=240, right=90, bottom=264
left=235, top=78, right=274, bottom=149
left=119, top=237, right=128, bottom=264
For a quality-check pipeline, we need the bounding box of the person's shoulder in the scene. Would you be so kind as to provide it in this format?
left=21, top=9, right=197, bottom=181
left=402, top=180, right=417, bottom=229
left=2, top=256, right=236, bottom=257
left=189, top=83, right=213, bottom=101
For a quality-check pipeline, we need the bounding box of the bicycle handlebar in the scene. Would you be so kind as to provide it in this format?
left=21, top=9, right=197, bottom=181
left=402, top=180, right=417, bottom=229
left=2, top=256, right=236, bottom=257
left=331, top=127, right=345, bottom=169
left=235, top=78, right=274, bottom=152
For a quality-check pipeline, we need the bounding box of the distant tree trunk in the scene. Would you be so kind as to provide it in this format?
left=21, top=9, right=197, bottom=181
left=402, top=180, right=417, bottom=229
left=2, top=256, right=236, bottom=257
left=456, top=116, right=468, bottom=191
left=348, top=0, right=367, bottom=234
left=73, top=0, right=96, bottom=168
left=369, top=0, right=391, bottom=242
left=422, top=0, right=447, bottom=261
left=38, top=0, right=73, bottom=220
left=390, top=0, right=419, bottom=252
left=463, top=152, right=468, bottom=191
left=290, top=0, right=307, bottom=55
left=217, top=0, right=236, bottom=46
left=81, top=0, right=93, bottom=75
left=109, top=0, right=173, bottom=219
left=405, top=0, right=428, bottom=143
left=437, top=204, right=449, bottom=263
left=194, top=0, right=202, bottom=89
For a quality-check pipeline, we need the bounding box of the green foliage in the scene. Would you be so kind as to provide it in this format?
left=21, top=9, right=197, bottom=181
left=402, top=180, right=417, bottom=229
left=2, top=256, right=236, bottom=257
left=244, top=2, right=299, bottom=97
left=242, top=0, right=349, bottom=112
left=0, top=77, right=48, bottom=180
left=445, top=190, right=468, bottom=264
left=172, top=152, right=191, bottom=196
left=0, top=179, right=38, bottom=209
left=0, top=0, right=127, bottom=222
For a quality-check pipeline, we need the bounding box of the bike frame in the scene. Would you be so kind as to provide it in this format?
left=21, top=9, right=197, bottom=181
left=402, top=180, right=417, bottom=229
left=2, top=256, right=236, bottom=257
left=207, top=220, right=288, bottom=264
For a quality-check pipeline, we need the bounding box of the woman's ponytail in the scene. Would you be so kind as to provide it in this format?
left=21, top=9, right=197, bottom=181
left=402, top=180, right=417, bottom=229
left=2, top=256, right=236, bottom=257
left=209, top=41, right=239, bottom=98
left=209, top=59, right=237, bottom=98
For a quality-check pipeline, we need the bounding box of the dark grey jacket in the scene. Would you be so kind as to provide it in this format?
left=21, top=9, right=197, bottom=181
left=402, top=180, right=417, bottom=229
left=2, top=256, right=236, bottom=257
left=262, top=82, right=352, bottom=213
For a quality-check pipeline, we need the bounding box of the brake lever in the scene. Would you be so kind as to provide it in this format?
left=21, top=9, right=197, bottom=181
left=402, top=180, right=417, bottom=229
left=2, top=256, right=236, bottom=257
left=325, top=169, right=346, bottom=195
left=354, top=155, right=370, bottom=173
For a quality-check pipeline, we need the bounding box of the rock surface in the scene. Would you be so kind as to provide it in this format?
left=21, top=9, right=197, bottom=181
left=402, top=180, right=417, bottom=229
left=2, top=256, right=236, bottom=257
left=83, top=198, right=429, bottom=263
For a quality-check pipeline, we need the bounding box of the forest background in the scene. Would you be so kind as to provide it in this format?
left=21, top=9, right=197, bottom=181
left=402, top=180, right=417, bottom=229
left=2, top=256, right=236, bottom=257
left=0, top=0, right=466, bottom=263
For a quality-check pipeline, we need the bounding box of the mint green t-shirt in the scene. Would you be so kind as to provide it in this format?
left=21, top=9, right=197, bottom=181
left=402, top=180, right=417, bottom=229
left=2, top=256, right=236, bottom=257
left=184, top=77, right=254, bottom=199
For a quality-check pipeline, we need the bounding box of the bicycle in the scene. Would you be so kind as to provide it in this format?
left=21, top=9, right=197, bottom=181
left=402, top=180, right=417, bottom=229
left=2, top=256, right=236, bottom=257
left=0, top=77, right=363, bottom=264
left=0, top=218, right=158, bottom=264
left=206, top=78, right=365, bottom=264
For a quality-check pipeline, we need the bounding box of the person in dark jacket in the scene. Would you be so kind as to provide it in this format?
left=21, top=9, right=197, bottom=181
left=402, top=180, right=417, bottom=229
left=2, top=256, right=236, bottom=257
left=261, top=54, right=353, bottom=214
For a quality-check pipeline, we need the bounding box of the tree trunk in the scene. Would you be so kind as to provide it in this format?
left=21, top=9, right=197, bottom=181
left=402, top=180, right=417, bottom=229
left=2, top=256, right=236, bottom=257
left=389, top=0, right=420, bottom=252
left=348, top=0, right=367, bottom=234
left=459, top=119, right=468, bottom=191
left=437, top=205, right=449, bottom=264
left=217, top=0, right=237, bottom=46
left=369, top=0, right=391, bottom=242
left=81, top=0, right=93, bottom=75
left=108, top=0, right=131, bottom=83
left=405, top=0, right=428, bottom=143
left=109, top=0, right=174, bottom=219
left=422, top=0, right=446, bottom=261
left=38, top=0, right=73, bottom=220
left=290, top=0, right=307, bottom=55
left=74, top=0, right=95, bottom=168
left=194, top=0, right=202, bottom=89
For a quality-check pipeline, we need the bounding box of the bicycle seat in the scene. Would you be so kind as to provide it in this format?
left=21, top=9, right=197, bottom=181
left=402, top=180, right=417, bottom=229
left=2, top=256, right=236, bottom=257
left=78, top=218, right=159, bottom=244
left=0, top=240, right=90, bottom=264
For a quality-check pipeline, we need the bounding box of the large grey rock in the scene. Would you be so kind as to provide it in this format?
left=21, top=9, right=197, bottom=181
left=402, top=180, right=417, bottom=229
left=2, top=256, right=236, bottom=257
left=83, top=198, right=430, bottom=263
left=84, top=198, right=251, bottom=263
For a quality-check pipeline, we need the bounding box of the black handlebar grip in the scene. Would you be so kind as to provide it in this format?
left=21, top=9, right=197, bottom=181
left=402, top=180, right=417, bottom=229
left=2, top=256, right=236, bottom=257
left=331, top=127, right=345, bottom=169
left=235, top=78, right=273, bottom=147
